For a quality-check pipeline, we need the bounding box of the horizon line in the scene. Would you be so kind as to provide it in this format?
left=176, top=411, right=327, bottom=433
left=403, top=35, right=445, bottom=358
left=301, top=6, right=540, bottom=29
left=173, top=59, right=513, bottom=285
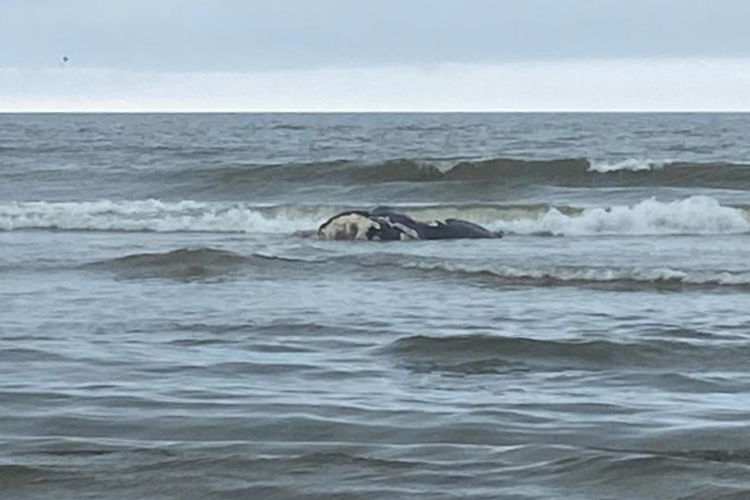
left=4, top=109, right=750, bottom=114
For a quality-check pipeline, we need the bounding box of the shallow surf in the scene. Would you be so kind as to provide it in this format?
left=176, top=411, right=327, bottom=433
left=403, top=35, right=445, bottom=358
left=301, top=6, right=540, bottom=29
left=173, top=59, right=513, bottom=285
left=2, top=113, right=750, bottom=500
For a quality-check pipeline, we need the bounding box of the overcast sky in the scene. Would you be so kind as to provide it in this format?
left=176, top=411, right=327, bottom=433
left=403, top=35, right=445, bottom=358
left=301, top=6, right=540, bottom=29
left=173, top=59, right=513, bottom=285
left=2, top=0, right=750, bottom=110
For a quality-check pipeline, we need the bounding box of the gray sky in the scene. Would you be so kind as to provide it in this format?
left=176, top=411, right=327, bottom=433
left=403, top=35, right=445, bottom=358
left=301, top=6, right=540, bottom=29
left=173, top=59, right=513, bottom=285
left=2, top=0, right=750, bottom=70
left=2, top=0, right=750, bottom=110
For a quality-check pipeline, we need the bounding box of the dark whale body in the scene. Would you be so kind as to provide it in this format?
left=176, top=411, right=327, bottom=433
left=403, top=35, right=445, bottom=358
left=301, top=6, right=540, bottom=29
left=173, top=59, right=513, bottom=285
left=318, top=208, right=503, bottom=241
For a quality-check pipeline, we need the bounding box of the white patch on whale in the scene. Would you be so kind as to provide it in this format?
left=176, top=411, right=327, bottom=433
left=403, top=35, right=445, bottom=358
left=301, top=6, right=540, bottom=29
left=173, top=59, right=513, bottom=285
left=318, top=213, right=379, bottom=240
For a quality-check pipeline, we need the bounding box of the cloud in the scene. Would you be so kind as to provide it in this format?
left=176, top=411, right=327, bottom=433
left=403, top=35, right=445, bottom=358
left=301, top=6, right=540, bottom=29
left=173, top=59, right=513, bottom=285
left=3, top=0, right=750, bottom=71
left=3, top=58, right=750, bottom=112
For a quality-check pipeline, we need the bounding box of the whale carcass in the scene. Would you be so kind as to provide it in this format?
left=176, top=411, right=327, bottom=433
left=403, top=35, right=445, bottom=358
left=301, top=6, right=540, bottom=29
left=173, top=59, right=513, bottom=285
left=318, top=208, right=503, bottom=241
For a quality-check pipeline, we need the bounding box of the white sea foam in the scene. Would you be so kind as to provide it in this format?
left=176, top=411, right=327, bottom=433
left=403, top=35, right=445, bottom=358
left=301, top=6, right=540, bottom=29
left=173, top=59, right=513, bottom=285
left=588, top=158, right=668, bottom=173
left=490, top=196, right=750, bottom=236
left=0, top=200, right=322, bottom=233
left=1, top=196, right=747, bottom=237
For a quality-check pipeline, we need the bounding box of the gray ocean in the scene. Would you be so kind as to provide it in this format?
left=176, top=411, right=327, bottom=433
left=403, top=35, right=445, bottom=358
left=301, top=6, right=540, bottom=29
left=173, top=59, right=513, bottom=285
left=2, top=113, right=750, bottom=500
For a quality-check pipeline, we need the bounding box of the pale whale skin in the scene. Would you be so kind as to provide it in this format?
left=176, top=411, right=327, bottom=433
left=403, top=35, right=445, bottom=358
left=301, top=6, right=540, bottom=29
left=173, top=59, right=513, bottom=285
left=318, top=209, right=504, bottom=241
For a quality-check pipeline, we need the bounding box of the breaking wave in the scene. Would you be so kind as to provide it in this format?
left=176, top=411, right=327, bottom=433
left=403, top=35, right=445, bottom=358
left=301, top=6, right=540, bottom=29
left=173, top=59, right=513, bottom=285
left=491, top=196, right=750, bottom=236
left=1, top=196, right=748, bottom=236
left=588, top=158, right=668, bottom=173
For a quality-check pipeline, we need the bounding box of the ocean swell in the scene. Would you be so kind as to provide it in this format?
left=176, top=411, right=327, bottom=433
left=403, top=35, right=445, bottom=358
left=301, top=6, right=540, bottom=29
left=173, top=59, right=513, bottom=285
left=85, top=247, right=251, bottom=280
left=383, top=334, right=740, bottom=373
left=390, top=260, right=750, bottom=291
left=164, top=157, right=750, bottom=191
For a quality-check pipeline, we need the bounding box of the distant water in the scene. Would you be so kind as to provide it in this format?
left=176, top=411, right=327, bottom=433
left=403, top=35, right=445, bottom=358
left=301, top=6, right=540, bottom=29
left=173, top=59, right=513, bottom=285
left=2, top=113, right=750, bottom=500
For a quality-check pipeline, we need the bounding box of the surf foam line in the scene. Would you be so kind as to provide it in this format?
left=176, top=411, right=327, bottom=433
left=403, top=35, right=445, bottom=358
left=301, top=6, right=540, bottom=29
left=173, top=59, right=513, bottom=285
left=0, top=200, right=324, bottom=233
left=0, top=196, right=748, bottom=236
left=490, top=196, right=750, bottom=236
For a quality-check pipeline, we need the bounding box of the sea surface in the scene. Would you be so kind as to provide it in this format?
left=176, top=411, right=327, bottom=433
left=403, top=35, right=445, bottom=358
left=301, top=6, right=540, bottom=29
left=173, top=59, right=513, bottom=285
left=2, top=113, right=750, bottom=500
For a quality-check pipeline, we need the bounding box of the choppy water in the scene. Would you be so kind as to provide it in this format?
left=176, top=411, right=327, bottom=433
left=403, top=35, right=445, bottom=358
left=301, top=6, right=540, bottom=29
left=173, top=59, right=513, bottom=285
left=2, top=113, right=750, bottom=500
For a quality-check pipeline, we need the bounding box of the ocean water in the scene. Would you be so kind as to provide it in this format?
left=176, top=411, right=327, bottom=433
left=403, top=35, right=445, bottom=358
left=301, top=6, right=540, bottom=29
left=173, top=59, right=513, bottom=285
left=1, top=113, right=750, bottom=500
